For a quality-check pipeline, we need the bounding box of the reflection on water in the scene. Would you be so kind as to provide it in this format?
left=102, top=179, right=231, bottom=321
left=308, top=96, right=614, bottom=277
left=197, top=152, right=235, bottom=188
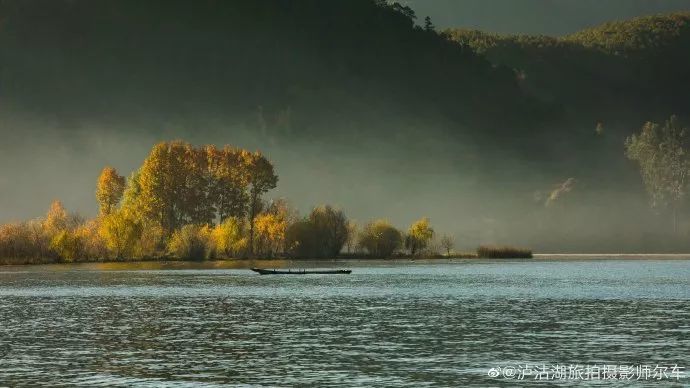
left=1, top=260, right=689, bottom=386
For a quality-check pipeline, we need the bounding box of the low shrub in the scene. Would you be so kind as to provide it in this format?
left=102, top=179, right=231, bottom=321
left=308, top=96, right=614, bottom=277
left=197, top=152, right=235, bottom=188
left=167, top=225, right=213, bottom=260
left=476, top=245, right=532, bottom=258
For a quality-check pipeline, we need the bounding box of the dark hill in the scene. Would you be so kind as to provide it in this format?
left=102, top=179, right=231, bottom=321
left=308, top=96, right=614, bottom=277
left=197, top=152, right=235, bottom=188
left=446, top=12, right=690, bottom=132
left=0, top=0, right=544, bottom=146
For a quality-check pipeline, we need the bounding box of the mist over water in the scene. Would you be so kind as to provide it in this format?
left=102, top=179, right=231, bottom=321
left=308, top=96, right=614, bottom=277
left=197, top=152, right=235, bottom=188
left=0, top=110, right=678, bottom=253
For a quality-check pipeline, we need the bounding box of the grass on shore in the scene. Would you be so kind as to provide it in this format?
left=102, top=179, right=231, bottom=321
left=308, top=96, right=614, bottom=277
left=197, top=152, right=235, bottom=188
left=476, top=245, right=533, bottom=259
left=1, top=248, right=534, bottom=266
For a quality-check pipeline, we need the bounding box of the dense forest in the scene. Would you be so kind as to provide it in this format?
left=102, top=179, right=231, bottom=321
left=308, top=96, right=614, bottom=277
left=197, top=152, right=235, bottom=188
left=446, top=12, right=690, bottom=149
left=2, top=1, right=690, bottom=252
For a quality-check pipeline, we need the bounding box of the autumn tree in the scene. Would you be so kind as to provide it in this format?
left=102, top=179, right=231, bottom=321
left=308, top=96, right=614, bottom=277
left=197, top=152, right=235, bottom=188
left=167, top=224, right=213, bottom=260
left=133, top=142, right=276, bottom=241
left=404, top=217, right=434, bottom=255
left=98, top=208, right=142, bottom=259
left=44, top=200, right=69, bottom=236
left=136, top=142, right=182, bottom=233
left=136, top=141, right=209, bottom=232
left=253, top=199, right=296, bottom=257
left=49, top=230, right=85, bottom=262
left=212, top=146, right=250, bottom=222
left=245, top=152, right=278, bottom=256
left=96, top=167, right=125, bottom=216
left=625, top=115, right=690, bottom=232
left=212, top=217, right=247, bottom=258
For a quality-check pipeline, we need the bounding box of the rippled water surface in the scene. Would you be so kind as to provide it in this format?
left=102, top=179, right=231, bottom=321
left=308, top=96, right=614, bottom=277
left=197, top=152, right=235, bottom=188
left=1, top=259, right=689, bottom=386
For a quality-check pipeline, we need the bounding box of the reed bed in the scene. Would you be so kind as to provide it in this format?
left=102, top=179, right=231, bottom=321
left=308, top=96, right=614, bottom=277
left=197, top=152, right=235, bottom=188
left=476, top=245, right=532, bottom=259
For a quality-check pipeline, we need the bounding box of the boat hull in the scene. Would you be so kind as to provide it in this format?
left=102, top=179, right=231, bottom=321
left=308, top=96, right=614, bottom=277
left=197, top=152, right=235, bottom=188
left=251, top=268, right=351, bottom=275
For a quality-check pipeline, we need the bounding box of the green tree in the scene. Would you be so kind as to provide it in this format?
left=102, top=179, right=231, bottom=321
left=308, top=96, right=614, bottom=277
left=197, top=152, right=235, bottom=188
left=286, top=205, right=349, bottom=258
left=286, top=220, right=318, bottom=258
left=308, top=205, right=349, bottom=258
left=358, top=220, right=402, bottom=258
left=625, top=115, right=690, bottom=232
left=424, top=16, right=434, bottom=32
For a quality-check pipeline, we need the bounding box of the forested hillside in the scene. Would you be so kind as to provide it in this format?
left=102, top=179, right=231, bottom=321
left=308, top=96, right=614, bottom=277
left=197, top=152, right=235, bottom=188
left=0, top=0, right=545, bottom=144
left=446, top=12, right=690, bottom=134
left=6, top=1, right=688, bottom=163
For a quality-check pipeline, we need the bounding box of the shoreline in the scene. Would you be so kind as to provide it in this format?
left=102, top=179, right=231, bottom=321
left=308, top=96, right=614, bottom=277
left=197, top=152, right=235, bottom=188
left=1, top=254, right=690, bottom=270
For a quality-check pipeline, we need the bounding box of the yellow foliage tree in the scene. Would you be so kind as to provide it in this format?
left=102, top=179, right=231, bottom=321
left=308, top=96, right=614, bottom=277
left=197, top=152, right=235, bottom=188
left=75, top=219, right=107, bottom=259
left=96, top=167, right=126, bottom=215
left=254, top=213, right=287, bottom=257
left=245, top=152, right=278, bottom=256
left=404, top=217, right=434, bottom=256
left=99, top=208, right=143, bottom=259
left=167, top=224, right=213, bottom=260
left=44, top=200, right=68, bottom=236
left=211, top=217, right=247, bottom=258
left=50, top=230, right=84, bottom=262
left=212, top=146, right=250, bottom=222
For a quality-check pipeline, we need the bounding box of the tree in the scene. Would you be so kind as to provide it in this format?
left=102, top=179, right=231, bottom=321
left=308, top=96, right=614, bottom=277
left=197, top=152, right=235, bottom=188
left=391, top=2, right=416, bottom=21
left=96, top=167, right=125, bottom=215
left=253, top=199, right=298, bottom=257
left=625, top=115, right=690, bottom=232
left=345, top=221, right=358, bottom=253
left=286, top=220, right=318, bottom=258
left=358, top=220, right=402, bottom=258
left=424, top=16, right=434, bottom=32
left=245, top=152, right=278, bottom=256
left=49, top=230, right=84, bottom=262
left=308, top=205, right=349, bottom=258
left=44, top=200, right=68, bottom=236
left=212, top=217, right=247, bottom=258
left=75, top=219, right=107, bottom=259
left=440, top=234, right=454, bottom=256
left=283, top=205, right=349, bottom=258
left=167, top=224, right=212, bottom=260
left=98, top=208, right=142, bottom=259
left=27, top=218, right=50, bottom=259
left=212, top=146, right=250, bottom=222
left=253, top=212, right=287, bottom=257
left=404, top=217, right=434, bottom=255
left=136, top=141, right=186, bottom=234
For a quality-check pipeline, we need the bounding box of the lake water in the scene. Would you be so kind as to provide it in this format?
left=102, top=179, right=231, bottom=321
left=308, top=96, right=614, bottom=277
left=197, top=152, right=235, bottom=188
left=1, top=258, right=689, bottom=386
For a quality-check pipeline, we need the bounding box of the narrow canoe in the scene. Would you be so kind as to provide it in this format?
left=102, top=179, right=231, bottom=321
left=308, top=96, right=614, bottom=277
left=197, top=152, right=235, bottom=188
left=250, top=268, right=352, bottom=275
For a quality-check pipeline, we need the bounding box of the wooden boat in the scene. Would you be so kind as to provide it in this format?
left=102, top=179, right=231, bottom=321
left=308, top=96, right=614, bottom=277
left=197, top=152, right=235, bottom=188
left=250, top=268, right=352, bottom=275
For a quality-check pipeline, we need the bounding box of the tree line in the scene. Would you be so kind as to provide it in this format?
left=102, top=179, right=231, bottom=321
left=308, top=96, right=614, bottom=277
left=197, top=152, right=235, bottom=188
left=0, top=141, right=455, bottom=264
